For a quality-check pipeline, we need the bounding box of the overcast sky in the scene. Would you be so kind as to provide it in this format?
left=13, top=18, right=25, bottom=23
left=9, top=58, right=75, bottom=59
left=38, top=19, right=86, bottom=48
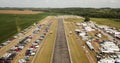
left=0, top=0, right=120, bottom=8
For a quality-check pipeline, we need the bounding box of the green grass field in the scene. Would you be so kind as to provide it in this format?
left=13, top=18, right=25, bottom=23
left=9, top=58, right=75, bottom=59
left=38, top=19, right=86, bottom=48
left=64, top=17, right=84, bottom=22
left=0, top=12, right=53, bottom=43
left=91, top=18, right=120, bottom=29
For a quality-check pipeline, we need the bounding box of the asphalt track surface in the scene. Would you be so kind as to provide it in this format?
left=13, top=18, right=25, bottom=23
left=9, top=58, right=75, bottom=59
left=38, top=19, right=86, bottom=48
left=52, top=18, right=71, bottom=63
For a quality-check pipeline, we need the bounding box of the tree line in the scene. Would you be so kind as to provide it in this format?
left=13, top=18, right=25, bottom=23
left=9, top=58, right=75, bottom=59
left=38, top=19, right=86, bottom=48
left=43, top=8, right=120, bottom=19
left=0, top=7, right=120, bottom=19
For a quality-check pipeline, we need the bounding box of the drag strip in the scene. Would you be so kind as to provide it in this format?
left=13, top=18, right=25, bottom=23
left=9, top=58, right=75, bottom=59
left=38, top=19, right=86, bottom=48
left=52, top=18, right=71, bottom=63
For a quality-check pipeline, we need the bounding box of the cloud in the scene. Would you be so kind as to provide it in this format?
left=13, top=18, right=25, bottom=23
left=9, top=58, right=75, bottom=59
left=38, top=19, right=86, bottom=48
left=0, top=0, right=119, bottom=8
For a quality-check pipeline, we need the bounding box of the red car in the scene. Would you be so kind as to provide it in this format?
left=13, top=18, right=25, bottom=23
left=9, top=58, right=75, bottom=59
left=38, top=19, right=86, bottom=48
left=8, top=37, right=15, bottom=41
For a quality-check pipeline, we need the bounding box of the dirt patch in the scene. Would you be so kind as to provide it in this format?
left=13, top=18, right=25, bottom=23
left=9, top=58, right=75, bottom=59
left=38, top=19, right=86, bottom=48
left=0, top=10, right=42, bottom=14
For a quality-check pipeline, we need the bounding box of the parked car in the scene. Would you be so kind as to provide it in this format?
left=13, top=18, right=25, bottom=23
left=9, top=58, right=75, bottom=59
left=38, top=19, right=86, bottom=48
left=18, top=59, right=26, bottom=63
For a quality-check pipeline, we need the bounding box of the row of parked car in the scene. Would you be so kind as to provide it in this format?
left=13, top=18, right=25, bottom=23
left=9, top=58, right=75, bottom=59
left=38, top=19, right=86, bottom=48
left=0, top=24, right=43, bottom=63
left=33, top=25, right=43, bottom=34
left=18, top=22, right=53, bottom=63
left=0, top=35, right=33, bottom=63
left=96, top=24, right=120, bottom=40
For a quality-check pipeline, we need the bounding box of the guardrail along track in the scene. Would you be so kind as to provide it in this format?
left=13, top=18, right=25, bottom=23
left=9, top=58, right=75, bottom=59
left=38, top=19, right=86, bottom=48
left=52, top=18, right=71, bottom=63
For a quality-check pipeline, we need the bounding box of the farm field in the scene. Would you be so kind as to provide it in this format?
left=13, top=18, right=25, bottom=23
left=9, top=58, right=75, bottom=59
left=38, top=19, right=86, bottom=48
left=0, top=10, right=41, bottom=14
left=0, top=12, right=49, bottom=43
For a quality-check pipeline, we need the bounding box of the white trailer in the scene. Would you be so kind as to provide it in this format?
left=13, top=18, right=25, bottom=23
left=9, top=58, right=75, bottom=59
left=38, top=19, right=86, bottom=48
left=86, top=41, right=94, bottom=50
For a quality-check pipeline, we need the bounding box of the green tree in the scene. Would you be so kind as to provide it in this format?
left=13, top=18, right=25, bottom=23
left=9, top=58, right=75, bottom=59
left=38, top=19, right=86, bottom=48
left=84, top=17, right=90, bottom=22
